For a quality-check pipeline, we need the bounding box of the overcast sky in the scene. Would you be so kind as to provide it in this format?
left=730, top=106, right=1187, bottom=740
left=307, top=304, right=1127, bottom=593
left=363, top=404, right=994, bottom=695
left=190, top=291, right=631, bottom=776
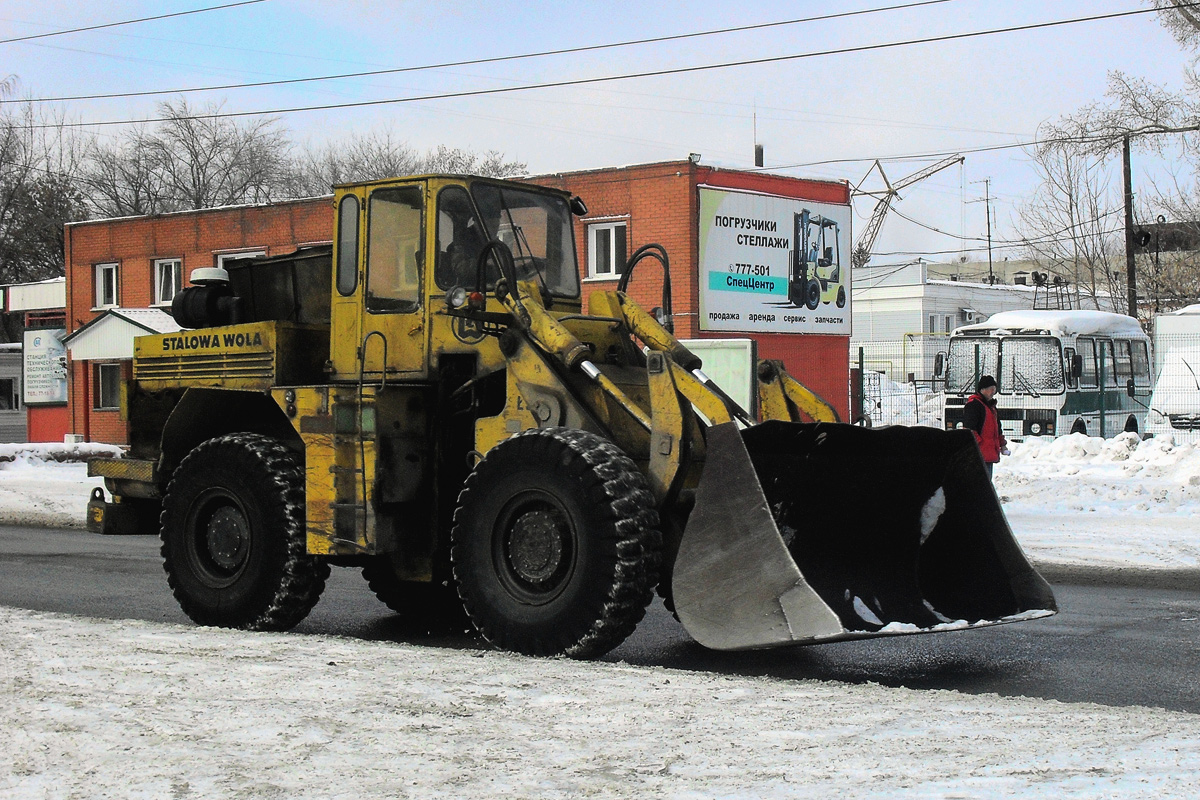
left=0, top=0, right=1191, bottom=268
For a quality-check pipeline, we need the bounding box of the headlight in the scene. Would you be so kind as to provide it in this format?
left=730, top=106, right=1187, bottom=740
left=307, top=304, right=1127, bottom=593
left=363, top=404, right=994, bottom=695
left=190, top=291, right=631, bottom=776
left=446, top=286, right=468, bottom=309
left=1031, top=422, right=1042, bottom=434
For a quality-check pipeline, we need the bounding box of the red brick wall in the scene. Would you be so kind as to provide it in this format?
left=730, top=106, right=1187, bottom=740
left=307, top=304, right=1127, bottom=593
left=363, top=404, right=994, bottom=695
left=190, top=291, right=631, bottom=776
left=64, top=199, right=334, bottom=443
left=530, top=161, right=853, bottom=419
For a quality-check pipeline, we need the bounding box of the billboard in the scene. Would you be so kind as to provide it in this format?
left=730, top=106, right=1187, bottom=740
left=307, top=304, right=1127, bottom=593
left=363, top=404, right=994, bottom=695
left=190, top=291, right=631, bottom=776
left=698, top=187, right=852, bottom=335
left=23, top=328, right=68, bottom=405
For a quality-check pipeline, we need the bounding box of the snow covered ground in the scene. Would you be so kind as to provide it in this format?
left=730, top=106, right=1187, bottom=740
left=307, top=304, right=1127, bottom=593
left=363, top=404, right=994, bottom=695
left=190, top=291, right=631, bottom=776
left=1, top=436, right=1199, bottom=798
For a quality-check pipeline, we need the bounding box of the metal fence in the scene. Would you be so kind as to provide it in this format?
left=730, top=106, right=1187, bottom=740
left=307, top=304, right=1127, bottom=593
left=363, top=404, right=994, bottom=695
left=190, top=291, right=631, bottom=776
left=1148, top=332, right=1200, bottom=440
left=852, top=338, right=947, bottom=428
left=851, top=331, right=1200, bottom=436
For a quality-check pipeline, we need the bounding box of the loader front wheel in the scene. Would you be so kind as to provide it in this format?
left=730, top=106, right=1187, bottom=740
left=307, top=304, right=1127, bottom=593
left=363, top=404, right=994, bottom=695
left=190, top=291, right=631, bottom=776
left=160, top=433, right=328, bottom=631
left=451, top=428, right=661, bottom=658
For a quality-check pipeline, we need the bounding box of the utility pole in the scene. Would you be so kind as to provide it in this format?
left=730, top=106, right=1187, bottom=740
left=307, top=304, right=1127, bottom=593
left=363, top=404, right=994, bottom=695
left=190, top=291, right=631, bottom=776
left=969, top=178, right=995, bottom=283
left=1122, top=134, right=1138, bottom=319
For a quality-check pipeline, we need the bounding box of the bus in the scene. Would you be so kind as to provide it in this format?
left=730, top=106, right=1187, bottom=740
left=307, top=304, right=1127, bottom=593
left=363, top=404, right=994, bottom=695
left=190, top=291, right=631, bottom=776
left=936, top=310, right=1152, bottom=440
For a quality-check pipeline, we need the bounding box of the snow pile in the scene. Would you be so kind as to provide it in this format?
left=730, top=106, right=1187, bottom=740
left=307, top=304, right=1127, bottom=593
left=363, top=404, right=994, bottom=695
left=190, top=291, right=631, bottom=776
left=3, top=607, right=1199, bottom=799
left=0, top=441, right=121, bottom=463
left=870, top=374, right=943, bottom=427
left=0, top=460, right=104, bottom=530
left=998, top=433, right=1200, bottom=570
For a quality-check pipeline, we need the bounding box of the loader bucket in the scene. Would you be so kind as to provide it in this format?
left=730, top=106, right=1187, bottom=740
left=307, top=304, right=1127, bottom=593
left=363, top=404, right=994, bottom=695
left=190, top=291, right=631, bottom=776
left=672, top=421, right=1057, bottom=651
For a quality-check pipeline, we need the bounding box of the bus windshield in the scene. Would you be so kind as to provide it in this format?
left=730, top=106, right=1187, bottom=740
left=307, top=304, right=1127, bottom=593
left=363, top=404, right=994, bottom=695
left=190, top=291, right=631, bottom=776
left=1000, top=337, right=1064, bottom=396
left=946, top=337, right=998, bottom=393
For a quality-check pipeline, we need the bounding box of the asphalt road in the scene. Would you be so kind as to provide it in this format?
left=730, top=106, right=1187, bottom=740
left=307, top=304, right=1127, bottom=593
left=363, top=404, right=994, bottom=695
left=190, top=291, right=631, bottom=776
left=2, top=525, right=1199, bottom=714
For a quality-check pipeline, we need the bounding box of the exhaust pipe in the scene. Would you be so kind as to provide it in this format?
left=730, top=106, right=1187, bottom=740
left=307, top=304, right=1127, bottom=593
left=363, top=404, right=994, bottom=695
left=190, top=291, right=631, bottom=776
left=672, top=422, right=1056, bottom=651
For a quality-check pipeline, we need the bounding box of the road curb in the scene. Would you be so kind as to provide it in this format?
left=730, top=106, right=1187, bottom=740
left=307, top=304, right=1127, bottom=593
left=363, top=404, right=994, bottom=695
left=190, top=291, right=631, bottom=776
left=1034, top=562, right=1199, bottom=591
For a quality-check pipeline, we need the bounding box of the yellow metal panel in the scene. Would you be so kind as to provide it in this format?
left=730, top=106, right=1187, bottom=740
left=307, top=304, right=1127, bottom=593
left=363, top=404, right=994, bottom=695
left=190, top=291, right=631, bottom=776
left=87, top=457, right=157, bottom=483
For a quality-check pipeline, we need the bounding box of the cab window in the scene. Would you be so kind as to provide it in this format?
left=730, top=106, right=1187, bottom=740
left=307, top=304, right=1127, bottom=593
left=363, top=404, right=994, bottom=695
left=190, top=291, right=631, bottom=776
left=336, top=194, right=359, bottom=296
left=435, top=186, right=489, bottom=290
left=366, top=186, right=423, bottom=313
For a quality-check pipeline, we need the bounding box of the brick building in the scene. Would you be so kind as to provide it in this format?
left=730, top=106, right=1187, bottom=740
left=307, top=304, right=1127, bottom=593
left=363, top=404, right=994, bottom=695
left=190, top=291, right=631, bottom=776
left=63, top=162, right=852, bottom=444
left=63, top=198, right=333, bottom=443
left=536, top=160, right=851, bottom=419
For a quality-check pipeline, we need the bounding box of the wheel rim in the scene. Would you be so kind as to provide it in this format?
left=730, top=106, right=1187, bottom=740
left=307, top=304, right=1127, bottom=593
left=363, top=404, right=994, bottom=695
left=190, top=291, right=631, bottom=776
left=186, top=490, right=251, bottom=587
left=493, top=490, right=576, bottom=605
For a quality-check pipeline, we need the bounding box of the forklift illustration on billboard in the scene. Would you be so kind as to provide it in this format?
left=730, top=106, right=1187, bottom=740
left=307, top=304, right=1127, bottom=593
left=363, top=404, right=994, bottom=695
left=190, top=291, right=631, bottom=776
left=789, top=209, right=846, bottom=310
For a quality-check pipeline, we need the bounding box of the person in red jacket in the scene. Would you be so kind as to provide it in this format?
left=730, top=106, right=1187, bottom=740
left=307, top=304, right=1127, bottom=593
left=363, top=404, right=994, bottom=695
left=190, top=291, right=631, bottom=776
left=963, top=375, right=1009, bottom=478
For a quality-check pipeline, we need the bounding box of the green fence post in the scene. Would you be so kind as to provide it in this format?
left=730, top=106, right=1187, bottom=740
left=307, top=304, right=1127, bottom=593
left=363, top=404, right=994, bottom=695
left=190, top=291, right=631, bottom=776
left=1099, top=344, right=1107, bottom=439
left=858, top=347, right=865, bottom=424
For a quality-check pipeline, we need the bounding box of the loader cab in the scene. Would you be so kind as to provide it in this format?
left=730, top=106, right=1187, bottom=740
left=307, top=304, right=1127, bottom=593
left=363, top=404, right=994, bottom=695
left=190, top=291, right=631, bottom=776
left=328, top=175, right=582, bottom=382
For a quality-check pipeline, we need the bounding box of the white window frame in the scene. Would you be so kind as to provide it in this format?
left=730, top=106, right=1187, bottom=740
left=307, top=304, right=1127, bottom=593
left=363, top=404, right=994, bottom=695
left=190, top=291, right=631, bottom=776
left=215, top=250, right=267, bottom=271
left=94, top=263, right=118, bottom=309
left=586, top=220, right=627, bottom=280
left=929, top=314, right=937, bottom=334
left=94, top=362, right=122, bottom=410
left=153, top=258, right=183, bottom=306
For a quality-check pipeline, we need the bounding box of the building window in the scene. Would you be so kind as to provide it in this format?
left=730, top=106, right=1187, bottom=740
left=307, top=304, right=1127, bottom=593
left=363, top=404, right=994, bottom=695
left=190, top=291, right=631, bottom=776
left=154, top=258, right=183, bottom=306
left=587, top=221, right=627, bottom=279
left=94, top=363, right=122, bottom=410
left=0, top=378, right=18, bottom=410
left=95, top=263, right=118, bottom=309
left=929, top=314, right=937, bottom=334
left=944, top=315, right=953, bottom=333
left=215, top=250, right=267, bottom=270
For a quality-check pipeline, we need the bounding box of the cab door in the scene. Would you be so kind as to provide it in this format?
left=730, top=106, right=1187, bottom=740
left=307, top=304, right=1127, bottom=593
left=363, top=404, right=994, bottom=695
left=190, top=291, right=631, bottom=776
left=329, top=181, right=428, bottom=381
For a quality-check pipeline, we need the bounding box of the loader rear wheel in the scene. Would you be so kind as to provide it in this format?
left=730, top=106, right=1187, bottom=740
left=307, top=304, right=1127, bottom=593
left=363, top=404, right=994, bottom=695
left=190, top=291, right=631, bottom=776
left=160, top=433, right=329, bottom=631
left=361, top=556, right=470, bottom=633
left=451, top=427, right=661, bottom=658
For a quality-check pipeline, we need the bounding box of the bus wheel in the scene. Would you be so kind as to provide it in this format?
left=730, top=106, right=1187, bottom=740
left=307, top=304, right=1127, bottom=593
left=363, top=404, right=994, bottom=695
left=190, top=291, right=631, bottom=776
left=1070, top=419, right=1087, bottom=436
left=1124, top=416, right=1139, bottom=435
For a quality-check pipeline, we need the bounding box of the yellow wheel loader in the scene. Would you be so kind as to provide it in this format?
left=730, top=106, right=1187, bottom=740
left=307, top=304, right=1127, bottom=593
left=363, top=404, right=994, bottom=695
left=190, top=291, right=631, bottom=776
left=88, top=174, right=1055, bottom=658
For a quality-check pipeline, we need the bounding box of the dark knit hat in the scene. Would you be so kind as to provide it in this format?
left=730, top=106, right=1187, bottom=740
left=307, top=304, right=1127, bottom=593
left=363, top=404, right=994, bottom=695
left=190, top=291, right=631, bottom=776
left=977, top=375, right=997, bottom=391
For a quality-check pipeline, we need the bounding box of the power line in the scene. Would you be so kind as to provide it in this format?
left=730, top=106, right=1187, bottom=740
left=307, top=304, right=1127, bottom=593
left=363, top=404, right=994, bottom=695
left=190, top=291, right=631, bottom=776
left=31, top=4, right=1175, bottom=130
left=0, top=1, right=268, bottom=46
left=7, top=0, right=957, bottom=105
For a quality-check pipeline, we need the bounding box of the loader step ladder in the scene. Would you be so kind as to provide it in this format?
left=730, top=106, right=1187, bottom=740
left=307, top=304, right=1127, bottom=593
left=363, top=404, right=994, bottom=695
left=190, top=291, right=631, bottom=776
left=330, top=331, right=387, bottom=549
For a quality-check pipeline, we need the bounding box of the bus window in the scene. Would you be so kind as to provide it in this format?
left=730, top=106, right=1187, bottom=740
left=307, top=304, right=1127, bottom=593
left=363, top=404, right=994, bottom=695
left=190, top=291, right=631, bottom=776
left=1078, top=338, right=1097, bottom=387
left=1115, top=340, right=1133, bottom=382
left=1099, top=339, right=1117, bottom=386
left=1000, top=337, right=1064, bottom=395
left=946, top=337, right=998, bottom=393
left=1063, top=347, right=1078, bottom=388
left=1132, top=340, right=1151, bottom=385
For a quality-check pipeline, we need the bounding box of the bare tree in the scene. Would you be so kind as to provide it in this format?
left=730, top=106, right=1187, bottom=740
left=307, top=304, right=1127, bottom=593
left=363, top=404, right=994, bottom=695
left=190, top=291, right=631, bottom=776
left=282, top=130, right=423, bottom=197
left=420, top=144, right=526, bottom=178
left=1151, top=0, right=1200, bottom=50
left=147, top=99, right=290, bottom=209
left=282, top=133, right=527, bottom=197
left=85, top=99, right=290, bottom=215
left=1019, top=143, right=1125, bottom=311
left=84, top=128, right=169, bottom=217
left=0, top=84, right=89, bottom=285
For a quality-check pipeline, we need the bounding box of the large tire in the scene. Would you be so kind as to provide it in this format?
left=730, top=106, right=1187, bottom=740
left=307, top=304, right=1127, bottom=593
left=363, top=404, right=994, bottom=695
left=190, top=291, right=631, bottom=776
left=361, top=556, right=470, bottom=634
left=805, top=279, right=821, bottom=310
left=451, top=427, right=661, bottom=658
left=160, top=433, right=328, bottom=631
